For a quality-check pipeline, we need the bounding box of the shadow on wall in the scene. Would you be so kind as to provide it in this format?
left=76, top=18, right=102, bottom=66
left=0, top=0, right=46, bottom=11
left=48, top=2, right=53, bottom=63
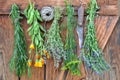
left=116, top=17, right=120, bottom=45
left=0, top=52, right=4, bottom=80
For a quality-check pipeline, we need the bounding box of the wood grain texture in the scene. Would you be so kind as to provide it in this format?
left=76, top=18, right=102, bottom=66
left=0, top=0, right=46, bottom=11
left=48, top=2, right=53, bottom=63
left=0, top=51, right=5, bottom=80
left=83, top=17, right=120, bottom=80
left=0, top=16, right=17, bottom=80
left=46, top=59, right=61, bottom=80
left=95, top=16, right=119, bottom=50
left=97, top=5, right=118, bottom=16
left=0, top=0, right=119, bottom=16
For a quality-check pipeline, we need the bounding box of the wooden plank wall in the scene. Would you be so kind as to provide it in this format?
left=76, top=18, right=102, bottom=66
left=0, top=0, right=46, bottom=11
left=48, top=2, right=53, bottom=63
left=0, top=16, right=17, bottom=80
left=95, top=16, right=118, bottom=50
left=0, top=0, right=119, bottom=80
left=0, top=16, right=120, bottom=80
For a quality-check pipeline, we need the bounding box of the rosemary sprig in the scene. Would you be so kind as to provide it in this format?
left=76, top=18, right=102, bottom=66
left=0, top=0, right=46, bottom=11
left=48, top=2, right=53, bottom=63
left=82, top=0, right=110, bottom=74
left=9, top=4, right=28, bottom=76
left=62, top=0, right=81, bottom=76
left=46, top=7, right=66, bottom=68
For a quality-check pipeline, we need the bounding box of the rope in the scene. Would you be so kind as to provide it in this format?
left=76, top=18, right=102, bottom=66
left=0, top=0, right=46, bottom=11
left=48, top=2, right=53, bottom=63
left=40, top=6, right=54, bottom=21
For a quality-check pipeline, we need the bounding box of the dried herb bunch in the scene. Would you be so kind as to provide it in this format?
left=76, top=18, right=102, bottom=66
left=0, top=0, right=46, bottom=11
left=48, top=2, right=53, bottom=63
left=62, top=0, right=81, bottom=76
left=82, top=0, right=110, bottom=74
left=9, top=4, right=28, bottom=76
left=46, top=7, right=66, bottom=68
left=24, top=2, right=46, bottom=54
left=24, top=2, right=47, bottom=77
left=24, top=3, right=46, bottom=63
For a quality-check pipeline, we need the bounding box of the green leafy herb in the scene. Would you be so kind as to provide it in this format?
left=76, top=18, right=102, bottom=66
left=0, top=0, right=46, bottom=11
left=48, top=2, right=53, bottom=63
left=62, top=0, right=81, bottom=76
left=24, top=2, right=46, bottom=76
left=46, top=7, right=66, bottom=68
left=24, top=3, right=46, bottom=54
left=82, top=0, right=110, bottom=74
left=9, top=4, right=28, bottom=76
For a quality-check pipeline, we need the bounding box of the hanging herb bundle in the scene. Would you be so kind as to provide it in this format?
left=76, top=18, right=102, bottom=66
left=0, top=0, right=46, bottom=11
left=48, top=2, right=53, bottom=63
left=82, top=0, right=110, bottom=74
left=9, top=4, right=28, bottom=76
left=62, top=0, right=81, bottom=76
left=24, top=2, right=47, bottom=73
left=46, top=7, right=66, bottom=68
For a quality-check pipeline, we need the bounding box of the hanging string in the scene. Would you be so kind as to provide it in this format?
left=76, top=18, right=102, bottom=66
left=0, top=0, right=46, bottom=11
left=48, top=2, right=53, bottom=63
left=40, top=6, right=54, bottom=22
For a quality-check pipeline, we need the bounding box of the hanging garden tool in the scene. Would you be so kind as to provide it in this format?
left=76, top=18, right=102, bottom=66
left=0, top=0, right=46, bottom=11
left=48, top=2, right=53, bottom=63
left=24, top=2, right=48, bottom=76
left=62, top=0, right=81, bottom=76
left=9, top=4, right=28, bottom=77
left=82, top=0, right=110, bottom=74
left=45, top=7, right=66, bottom=68
left=76, top=5, right=84, bottom=57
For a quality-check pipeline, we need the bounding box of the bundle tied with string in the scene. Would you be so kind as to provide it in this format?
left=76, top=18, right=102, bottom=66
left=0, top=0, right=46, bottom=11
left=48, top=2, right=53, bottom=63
left=45, top=7, right=66, bottom=68
left=82, top=0, right=110, bottom=74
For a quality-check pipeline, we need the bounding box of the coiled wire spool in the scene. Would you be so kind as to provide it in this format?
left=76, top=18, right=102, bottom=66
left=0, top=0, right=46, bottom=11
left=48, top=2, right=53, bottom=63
left=40, top=6, right=54, bottom=21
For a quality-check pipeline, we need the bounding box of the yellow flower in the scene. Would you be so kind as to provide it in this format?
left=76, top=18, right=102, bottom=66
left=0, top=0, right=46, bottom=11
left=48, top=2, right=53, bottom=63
left=34, top=60, right=43, bottom=68
left=27, top=59, right=32, bottom=67
left=38, top=61, right=43, bottom=67
left=34, top=60, right=39, bottom=67
left=30, top=43, right=35, bottom=50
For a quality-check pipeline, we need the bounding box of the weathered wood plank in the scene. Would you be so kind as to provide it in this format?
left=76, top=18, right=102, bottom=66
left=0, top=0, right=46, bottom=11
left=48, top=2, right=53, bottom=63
left=0, top=0, right=88, bottom=14
left=98, top=5, right=119, bottom=16
left=0, top=51, right=5, bottom=80
left=95, top=16, right=119, bottom=50
left=21, top=67, right=45, bottom=80
left=0, top=16, right=17, bottom=80
left=46, top=59, right=61, bottom=80
left=107, top=18, right=120, bottom=80
left=0, top=0, right=119, bottom=16
left=108, top=0, right=118, bottom=5
left=97, top=0, right=117, bottom=5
